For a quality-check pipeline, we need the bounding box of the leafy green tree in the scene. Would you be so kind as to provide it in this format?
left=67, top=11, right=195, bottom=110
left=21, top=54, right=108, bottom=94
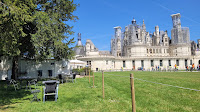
left=0, top=0, right=78, bottom=79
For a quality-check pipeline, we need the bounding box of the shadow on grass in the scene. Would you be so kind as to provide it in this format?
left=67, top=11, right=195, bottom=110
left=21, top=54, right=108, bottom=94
left=0, top=81, right=32, bottom=106
left=1, top=106, right=16, bottom=110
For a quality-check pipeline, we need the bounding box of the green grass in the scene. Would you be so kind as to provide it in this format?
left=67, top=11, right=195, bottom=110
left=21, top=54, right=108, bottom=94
left=0, top=71, right=200, bottom=112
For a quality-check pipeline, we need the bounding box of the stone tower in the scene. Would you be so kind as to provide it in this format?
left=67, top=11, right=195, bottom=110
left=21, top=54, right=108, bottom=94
left=155, top=26, right=160, bottom=45
left=114, top=26, right=122, bottom=56
left=142, top=20, right=146, bottom=32
left=170, top=13, right=191, bottom=56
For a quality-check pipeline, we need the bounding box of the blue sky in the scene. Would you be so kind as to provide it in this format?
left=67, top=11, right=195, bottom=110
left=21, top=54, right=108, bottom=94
left=67, top=0, right=200, bottom=51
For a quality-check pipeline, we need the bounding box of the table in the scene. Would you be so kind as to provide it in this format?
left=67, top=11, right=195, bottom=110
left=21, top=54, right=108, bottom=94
left=63, top=74, right=76, bottom=83
left=18, top=76, right=35, bottom=89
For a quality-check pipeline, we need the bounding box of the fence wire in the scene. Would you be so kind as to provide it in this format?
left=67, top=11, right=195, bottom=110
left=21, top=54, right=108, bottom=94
left=104, top=73, right=200, bottom=92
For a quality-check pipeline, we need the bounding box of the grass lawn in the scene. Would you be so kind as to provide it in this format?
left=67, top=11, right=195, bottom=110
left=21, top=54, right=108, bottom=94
left=0, top=71, right=200, bottom=112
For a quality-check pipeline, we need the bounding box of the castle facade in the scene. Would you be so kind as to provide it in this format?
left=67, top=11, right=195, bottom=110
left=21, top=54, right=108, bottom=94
left=75, top=13, right=200, bottom=71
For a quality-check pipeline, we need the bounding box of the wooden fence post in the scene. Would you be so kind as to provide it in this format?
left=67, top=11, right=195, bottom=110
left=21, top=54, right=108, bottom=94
left=130, top=73, right=136, bottom=112
left=102, top=71, right=104, bottom=99
left=93, top=72, right=94, bottom=88
left=89, top=69, right=90, bottom=83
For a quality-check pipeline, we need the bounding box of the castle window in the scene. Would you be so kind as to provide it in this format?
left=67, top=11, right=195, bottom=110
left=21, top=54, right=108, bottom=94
left=147, top=49, right=148, bottom=53
left=156, top=49, right=158, bottom=53
left=185, top=59, right=187, bottom=67
left=151, top=60, right=154, bottom=67
left=123, top=61, right=126, bottom=67
left=150, top=49, right=152, bottom=53
left=153, top=49, right=155, bottom=53
left=159, top=49, right=161, bottom=53
left=106, top=60, right=108, bottom=65
left=165, top=38, right=168, bottom=42
left=132, top=60, right=135, bottom=67
left=160, top=60, right=163, bottom=66
left=176, top=60, right=179, bottom=66
left=87, top=61, right=91, bottom=66
left=168, top=60, right=171, bottom=66
left=190, top=60, right=192, bottom=65
left=141, top=60, right=144, bottom=67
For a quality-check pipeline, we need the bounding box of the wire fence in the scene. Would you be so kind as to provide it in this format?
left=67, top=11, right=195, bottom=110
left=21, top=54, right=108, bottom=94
left=104, top=73, right=200, bottom=92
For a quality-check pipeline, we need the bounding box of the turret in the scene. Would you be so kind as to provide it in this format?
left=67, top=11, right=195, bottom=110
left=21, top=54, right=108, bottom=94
left=163, top=31, right=169, bottom=46
left=132, top=18, right=136, bottom=25
left=77, top=33, right=82, bottom=46
left=155, top=25, right=159, bottom=37
left=142, top=19, right=146, bottom=31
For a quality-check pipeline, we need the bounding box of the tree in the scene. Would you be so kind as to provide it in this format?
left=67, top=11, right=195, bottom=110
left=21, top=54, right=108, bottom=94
left=0, top=0, right=78, bottom=79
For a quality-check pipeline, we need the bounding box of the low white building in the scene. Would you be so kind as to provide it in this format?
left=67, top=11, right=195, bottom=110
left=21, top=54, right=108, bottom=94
left=0, top=57, right=72, bottom=80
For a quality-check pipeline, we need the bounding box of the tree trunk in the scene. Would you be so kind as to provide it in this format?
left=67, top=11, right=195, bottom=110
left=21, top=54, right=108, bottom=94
left=11, top=56, right=19, bottom=80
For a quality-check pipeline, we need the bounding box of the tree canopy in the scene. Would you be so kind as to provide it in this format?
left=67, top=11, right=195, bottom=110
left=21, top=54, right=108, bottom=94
left=0, top=0, right=78, bottom=79
left=0, top=0, right=78, bottom=60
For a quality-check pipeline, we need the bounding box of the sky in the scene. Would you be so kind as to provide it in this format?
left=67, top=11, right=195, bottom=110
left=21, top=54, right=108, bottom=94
left=67, top=0, right=200, bottom=51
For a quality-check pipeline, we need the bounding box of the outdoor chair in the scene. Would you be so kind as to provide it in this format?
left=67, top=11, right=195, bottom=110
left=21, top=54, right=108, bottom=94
left=43, top=81, right=59, bottom=103
left=30, top=81, right=41, bottom=103
left=58, top=74, right=63, bottom=84
left=9, top=79, right=19, bottom=91
left=5, top=77, right=10, bottom=90
left=66, top=73, right=76, bottom=83
left=27, top=79, right=38, bottom=90
left=72, top=73, right=77, bottom=83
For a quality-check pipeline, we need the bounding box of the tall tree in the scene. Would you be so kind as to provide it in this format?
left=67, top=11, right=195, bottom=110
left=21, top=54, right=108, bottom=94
left=0, top=0, right=78, bottom=79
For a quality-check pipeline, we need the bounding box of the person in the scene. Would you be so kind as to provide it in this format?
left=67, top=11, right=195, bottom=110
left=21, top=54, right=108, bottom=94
left=190, top=65, right=192, bottom=71
left=174, top=64, right=177, bottom=71
left=158, top=66, right=160, bottom=71
left=192, top=63, right=195, bottom=71
left=156, top=66, right=157, bottom=71
left=199, top=64, right=200, bottom=71
left=186, top=66, right=189, bottom=71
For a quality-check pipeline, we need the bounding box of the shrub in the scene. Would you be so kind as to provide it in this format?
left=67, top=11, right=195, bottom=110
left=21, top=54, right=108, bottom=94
left=78, top=67, right=93, bottom=75
left=79, top=68, right=85, bottom=72
left=72, top=68, right=80, bottom=74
